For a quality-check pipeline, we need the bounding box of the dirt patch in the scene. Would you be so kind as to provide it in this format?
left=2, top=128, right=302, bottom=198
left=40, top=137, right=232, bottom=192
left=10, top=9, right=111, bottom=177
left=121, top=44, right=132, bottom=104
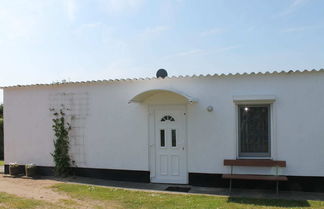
left=0, top=175, right=68, bottom=202
left=0, top=175, right=122, bottom=209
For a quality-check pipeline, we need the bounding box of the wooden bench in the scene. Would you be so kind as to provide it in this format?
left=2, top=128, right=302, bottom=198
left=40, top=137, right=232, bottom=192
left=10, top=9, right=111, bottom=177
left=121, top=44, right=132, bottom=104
left=222, top=159, right=287, bottom=193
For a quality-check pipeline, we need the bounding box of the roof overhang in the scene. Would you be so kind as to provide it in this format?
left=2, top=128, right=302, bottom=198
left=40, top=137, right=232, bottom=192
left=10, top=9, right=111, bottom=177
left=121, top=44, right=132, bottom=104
left=129, top=89, right=198, bottom=104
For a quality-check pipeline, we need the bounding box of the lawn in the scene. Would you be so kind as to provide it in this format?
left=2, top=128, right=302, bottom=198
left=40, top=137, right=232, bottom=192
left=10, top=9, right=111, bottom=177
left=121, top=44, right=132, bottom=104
left=52, top=183, right=324, bottom=209
left=0, top=191, right=84, bottom=209
left=1, top=181, right=324, bottom=209
left=0, top=192, right=46, bottom=209
left=0, top=161, right=4, bottom=166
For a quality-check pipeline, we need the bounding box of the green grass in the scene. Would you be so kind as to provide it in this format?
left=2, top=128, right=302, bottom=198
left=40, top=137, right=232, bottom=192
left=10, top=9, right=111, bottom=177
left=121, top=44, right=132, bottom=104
left=52, top=183, right=324, bottom=209
left=0, top=161, right=4, bottom=166
left=1, top=183, right=324, bottom=209
left=0, top=192, right=46, bottom=209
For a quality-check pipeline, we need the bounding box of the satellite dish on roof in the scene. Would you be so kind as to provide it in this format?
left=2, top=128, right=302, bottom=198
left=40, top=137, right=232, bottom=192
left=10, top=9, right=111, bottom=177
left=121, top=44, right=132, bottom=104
left=156, top=69, right=168, bottom=79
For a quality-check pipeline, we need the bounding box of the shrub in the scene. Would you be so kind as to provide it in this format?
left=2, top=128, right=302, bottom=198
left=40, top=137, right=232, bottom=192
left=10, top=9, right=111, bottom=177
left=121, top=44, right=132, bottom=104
left=25, top=163, right=37, bottom=177
left=9, top=162, right=19, bottom=167
left=9, top=162, right=21, bottom=176
left=25, top=163, right=36, bottom=169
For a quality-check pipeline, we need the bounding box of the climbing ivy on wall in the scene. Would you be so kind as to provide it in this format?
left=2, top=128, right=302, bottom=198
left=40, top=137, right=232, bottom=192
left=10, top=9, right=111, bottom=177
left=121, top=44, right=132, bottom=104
left=50, top=106, right=72, bottom=176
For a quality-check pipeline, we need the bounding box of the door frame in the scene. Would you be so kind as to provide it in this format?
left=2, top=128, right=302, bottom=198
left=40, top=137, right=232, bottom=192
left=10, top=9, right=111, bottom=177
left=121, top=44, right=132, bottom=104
left=148, top=104, right=188, bottom=184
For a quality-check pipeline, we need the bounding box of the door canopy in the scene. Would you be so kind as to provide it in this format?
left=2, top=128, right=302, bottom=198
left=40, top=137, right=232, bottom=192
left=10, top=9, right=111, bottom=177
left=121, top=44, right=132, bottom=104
left=129, top=89, right=197, bottom=104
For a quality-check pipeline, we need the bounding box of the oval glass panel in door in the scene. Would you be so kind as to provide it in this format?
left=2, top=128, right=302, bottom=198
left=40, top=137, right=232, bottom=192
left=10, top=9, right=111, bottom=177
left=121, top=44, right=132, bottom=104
left=171, top=129, right=176, bottom=147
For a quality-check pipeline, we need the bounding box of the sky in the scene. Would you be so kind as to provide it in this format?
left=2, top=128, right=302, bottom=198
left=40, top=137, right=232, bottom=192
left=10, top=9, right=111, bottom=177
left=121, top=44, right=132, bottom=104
left=0, top=0, right=324, bottom=103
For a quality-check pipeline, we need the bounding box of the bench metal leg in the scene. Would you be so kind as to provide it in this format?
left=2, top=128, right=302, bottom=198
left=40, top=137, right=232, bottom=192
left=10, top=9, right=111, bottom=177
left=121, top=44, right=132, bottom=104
left=229, top=179, right=232, bottom=194
left=276, top=166, right=279, bottom=194
left=229, top=165, right=233, bottom=194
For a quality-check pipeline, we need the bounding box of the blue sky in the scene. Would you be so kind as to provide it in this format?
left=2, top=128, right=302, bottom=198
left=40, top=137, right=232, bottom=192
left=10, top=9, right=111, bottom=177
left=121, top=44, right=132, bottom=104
left=0, top=0, right=324, bottom=103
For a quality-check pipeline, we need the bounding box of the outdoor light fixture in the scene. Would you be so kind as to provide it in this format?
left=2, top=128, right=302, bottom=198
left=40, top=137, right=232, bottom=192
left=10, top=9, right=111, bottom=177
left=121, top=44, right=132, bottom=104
left=244, top=107, right=249, bottom=111
left=207, top=106, right=213, bottom=112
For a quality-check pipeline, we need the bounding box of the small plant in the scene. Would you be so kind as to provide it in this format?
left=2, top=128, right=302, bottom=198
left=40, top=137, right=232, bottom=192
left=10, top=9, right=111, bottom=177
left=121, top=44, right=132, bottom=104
left=9, top=162, right=19, bottom=167
left=50, top=106, right=72, bottom=177
left=25, top=163, right=37, bottom=177
left=9, top=162, right=21, bottom=176
left=25, top=163, right=36, bottom=169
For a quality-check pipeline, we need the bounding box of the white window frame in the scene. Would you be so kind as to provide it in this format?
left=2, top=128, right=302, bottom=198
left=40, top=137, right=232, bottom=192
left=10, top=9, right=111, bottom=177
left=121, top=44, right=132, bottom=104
left=233, top=95, right=276, bottom=159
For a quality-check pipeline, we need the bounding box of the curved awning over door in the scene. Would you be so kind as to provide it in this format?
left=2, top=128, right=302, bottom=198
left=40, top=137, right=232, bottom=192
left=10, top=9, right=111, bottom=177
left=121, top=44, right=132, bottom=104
left=129, top=89, right=197, bottom=104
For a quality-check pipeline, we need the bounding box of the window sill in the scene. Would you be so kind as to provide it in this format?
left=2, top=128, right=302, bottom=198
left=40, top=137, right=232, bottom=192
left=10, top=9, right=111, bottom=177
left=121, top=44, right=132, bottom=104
left=237, top=156, right=272, bottom=160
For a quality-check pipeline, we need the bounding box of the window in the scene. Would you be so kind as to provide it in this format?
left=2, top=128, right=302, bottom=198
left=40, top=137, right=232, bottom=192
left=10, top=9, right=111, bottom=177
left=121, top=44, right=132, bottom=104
left=160, top=129, right=165, bottom=147
left=238, top=104, right=271, bottom=157
left=161, top=115, right=175, bottom=122
left=171, top=129, right=176, bottom=147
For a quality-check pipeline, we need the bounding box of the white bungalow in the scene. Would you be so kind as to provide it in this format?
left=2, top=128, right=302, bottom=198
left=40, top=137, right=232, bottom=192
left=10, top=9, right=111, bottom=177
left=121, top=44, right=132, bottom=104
left=2, top=69, right=324, bottom=191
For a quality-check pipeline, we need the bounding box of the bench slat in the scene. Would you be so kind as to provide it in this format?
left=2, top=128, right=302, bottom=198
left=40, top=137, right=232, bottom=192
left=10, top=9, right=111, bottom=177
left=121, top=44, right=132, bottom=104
left=222, top=174, right=288, bottom=181
left=224, top=159, right=286, bottom=167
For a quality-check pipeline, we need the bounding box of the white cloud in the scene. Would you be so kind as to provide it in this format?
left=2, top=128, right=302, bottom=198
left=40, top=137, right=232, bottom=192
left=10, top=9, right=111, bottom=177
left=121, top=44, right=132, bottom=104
left=97, top=59, right=148, bottom=79
left=163, top=45, right=241, bottom=61
left=282, top=26, right=307, bottom=33
left=291, top=0, right=307, bottom=7
left=161, top=49, right=204, bottom=61
left=135, top=25, right=170, bottom=44
left=73, top=22, right=129, bottom=53
left=100, top=0, right=144, bottom=15
left=0, top=1, right=44, bottom=41
left=200, top=28, right=224, bottom=37
left=276, top=0, right=308, bottom=17
left=281, top=25, right=322, bottom=33
left=214, top=45, right=241, bottom=53
left=74, top=22, right=103, bottom=34
left=141, top=25, right=169, bottom=37
left=65, top=0, right=77, bottom=22
left=173, top=49, right=204, bottom=57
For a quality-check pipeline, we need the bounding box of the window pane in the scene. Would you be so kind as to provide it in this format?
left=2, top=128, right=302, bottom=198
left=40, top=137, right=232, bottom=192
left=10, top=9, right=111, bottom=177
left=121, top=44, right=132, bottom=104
left=161, top=115, right=175, bottom=122
left=239, top=105, right=270, bottom=155
left=160, top=129, right=165, bottom=147
left=171, top=129, right=176, bottom=147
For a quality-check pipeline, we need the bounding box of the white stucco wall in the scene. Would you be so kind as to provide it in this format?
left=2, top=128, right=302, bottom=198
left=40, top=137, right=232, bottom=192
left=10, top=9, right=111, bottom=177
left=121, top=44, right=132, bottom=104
left=3, top=71, right=324, bottom=177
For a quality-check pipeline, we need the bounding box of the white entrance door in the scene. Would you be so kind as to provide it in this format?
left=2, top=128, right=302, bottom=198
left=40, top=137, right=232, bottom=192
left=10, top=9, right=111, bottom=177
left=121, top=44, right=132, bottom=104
left=151, top=106, right=187, bottom=184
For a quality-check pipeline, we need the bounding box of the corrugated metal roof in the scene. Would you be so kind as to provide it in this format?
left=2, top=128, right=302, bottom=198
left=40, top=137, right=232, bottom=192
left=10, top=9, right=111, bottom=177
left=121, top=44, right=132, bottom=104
left=1, top=68, right=324, bottom=89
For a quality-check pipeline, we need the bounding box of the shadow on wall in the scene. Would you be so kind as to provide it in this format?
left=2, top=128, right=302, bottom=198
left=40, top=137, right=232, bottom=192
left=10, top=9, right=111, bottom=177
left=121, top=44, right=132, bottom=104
left=228, top=197, right=311, bottom=208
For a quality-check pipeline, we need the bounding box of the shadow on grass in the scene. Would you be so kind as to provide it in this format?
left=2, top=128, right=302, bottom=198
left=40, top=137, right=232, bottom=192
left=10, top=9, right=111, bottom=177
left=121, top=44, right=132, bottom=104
left=228, top=197, right=311, bottom=208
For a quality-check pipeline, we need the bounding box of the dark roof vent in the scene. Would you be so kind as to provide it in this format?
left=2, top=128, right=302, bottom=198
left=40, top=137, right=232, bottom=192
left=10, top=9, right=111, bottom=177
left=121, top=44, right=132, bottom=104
left=156, top=69, right=168, bottom=79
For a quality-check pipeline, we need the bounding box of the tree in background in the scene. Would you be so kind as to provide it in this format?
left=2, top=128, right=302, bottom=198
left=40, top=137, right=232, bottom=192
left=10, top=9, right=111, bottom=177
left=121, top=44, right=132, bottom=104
left=0, top=104, right=3, bottom=118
